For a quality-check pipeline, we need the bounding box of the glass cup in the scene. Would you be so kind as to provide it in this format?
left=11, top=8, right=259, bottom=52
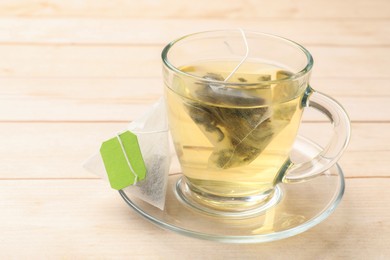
left=162, top=30, right=350, bottom=217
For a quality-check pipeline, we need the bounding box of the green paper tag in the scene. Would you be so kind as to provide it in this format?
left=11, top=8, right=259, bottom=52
left=100, top=131, right=146, bottom=190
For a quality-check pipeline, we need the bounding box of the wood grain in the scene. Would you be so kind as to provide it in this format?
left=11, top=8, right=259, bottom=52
left=2, top=77, right=388, bottom=97
left=0, top=0, right=388, bottom=18
left=0, top=18, right=388, bottom=46
left=0, top=122, right=386, bottom=179
left=0, top=95, right=388, bottom=122
left=0, top=178, right=388, bottom=258
left=0, top=45, right=389, bottom=78
left=0, top=0, right=388, bottom=257
left=1, top=77, right=388, bottom=122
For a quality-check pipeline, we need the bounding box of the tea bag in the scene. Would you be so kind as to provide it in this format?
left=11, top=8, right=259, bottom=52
left=83, top=98, right=170, bottom=210
left=182, top=29, right=299, bottom=169
left=185, top=71, right=299, bottom=169
left=184, top=72, right=274, bottom=169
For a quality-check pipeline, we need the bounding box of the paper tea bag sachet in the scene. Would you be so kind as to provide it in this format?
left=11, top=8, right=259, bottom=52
left=83, top=98, right=171, bottom=210
left=184, top=71, right=298, bottom=169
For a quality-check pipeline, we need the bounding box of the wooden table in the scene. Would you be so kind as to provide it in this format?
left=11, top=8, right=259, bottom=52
left=1, top=0, right=389, bottom=258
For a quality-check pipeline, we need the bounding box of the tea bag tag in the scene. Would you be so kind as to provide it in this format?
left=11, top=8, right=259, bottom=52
left=100, top=130, right=146, bottom=190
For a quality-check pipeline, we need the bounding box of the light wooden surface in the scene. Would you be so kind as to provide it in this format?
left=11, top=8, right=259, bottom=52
left=1, top=1, right=389, bottom=259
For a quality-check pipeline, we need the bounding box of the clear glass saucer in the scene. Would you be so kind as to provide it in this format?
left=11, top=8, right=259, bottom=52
left=119, top=136, right=345, bottom=243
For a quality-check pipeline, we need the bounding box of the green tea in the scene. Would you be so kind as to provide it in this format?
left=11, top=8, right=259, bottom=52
left=165, top=60, right=306, bottom=198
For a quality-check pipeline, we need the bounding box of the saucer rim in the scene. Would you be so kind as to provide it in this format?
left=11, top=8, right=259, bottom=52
left=119, top=136, right=345, bottom=243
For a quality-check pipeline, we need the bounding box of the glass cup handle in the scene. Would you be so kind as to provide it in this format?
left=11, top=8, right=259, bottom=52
left=284, top=87, right=351, bottom=183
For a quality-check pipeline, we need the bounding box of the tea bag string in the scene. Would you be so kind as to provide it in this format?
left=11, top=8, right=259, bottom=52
left=224, top=29, right=249, bottom=82
left=131, top=129, right=169, bottom=135
left=116, top=133, right=138, bottom=184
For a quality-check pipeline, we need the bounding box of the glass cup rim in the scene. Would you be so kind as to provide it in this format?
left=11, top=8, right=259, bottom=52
left=161, top=30, right=314, bottom=86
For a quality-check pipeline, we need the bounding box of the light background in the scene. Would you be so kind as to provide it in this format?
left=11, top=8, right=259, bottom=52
left=0, top=0, right=389, bottom=258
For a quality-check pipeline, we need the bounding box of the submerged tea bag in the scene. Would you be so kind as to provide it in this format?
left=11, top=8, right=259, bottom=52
left=185, top=71, right=298, bottom=169
left=184, top=72, right=274, bottom=169
left=84, top=98, right=170, bottom=210
left=182, top=30, right=299, bottom=169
